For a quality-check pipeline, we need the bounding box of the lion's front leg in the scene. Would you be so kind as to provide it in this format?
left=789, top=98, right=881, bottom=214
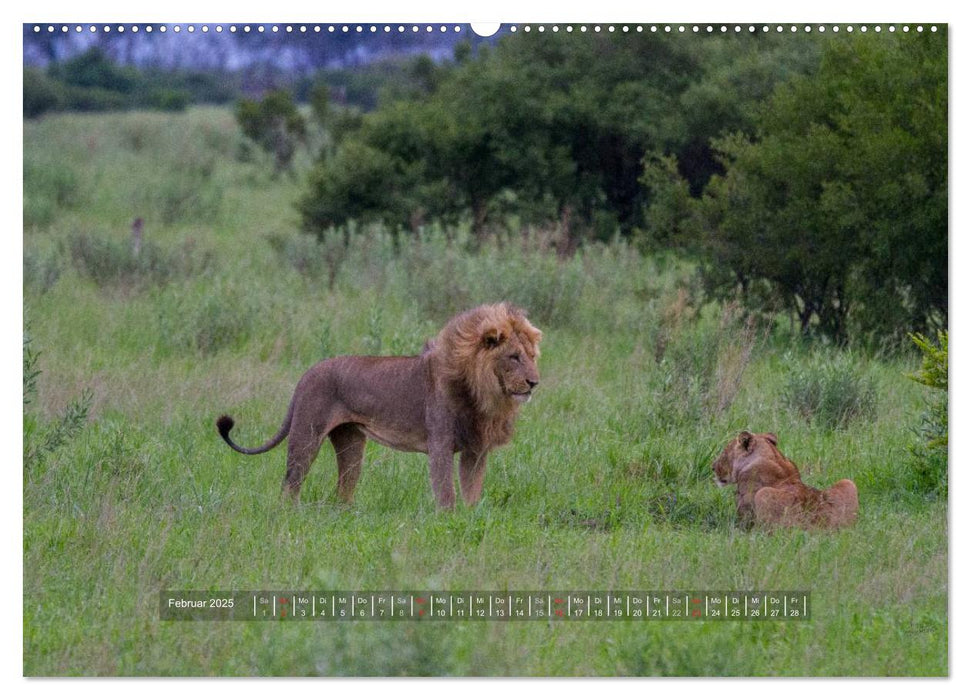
left=428, top=441, right=456, bottom=509
left=459, top=450, right=488, bottom=506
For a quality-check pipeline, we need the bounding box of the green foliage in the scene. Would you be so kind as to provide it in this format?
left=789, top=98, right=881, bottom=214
left=300, top=139, right=421, bottom=232
left=23, top=248, right=63, bottom=294
left=147, top=150, right=223, bottom=225
left=299, top=33, right=829, bottom=246
left=23, top=154, right=82, bottom=229
left=906, top=331, right=947, bottom=496
left=155, top=279, right=261, bottom=356
left=68, top=232, right=212, bottom=290
left=23, top=67, right=64, bottom=118
left=25, top=48, right=236, bottom=118
left=23, top=318, right=41, bottom=407
left=396, top=228, right=588, bottom=326
left=235, top=90, right=307, bottom=174
left=783, top=354, right=878, bottom=430
left=649, top=33, right=947, bottom=344
left=308, top=83, right=331, bottom=128
left=909, top=331, right=947, bottom=394
left=266, top=229, right=350, bottom=290
left=23, top=318, right=92, bottom=470
left=299, top=33, right=711, bottom=240
left=51, top=47, right=137, bottom=92
left=145, top=88, right=190, bottom=112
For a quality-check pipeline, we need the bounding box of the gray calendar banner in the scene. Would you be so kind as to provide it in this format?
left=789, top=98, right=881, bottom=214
left=160, top=591, right=811, bottom=621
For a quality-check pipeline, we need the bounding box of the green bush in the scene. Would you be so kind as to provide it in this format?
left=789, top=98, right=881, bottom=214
left=650, top=302, right=763, bottom=426
left=299, top=139, right=418, bottom=233
left=156, top=280, right=259, bottom=356
left=23, top=68, right=64, bottom=118
left=235, top=90, right=307, bottom=174
left=782, top=353, right=877, bottom=430
left=23, top=318, right=92, bottom=470
left=907, top=331, right=947, bottom=495
left=68, top=232, right=211, bottom=289
left=266, top=229, right=349, bottom=290
left=23, top=157, right=82, bottom=228
left=23, top=249, right=63, bottom=294
left=150, top=153, right=223, bottom=225
left=146, top=88, right=190, bottom=112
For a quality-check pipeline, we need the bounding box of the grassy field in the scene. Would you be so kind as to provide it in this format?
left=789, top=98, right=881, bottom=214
left=23, top=108, right=947, bottom=676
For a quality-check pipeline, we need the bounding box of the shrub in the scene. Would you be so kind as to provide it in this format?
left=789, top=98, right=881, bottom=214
left=235, top=90, right=307, bottom=174
left=151, top=153, right=223, bottom=224
left=23, top=157, right=81, bottom=228
left=156, top=281, right=259, bottom=356
left=146, top=89, right=190, bottom=112
left=68, top=232, right=212, bottom=290
left=23, top=318, right=92, bottom=470
left=266, top=229, right=349, bottom=290
left=23, top=68, right=64, bottom=118
left=650, top=301, right=764, bottom=425
left=23, top=249, right=63, bottom=294
left=782, top=353, right=877, bottom=430
left=398, top=228, right=588, bottom=327
left=907, top=331, right=947, bottom=496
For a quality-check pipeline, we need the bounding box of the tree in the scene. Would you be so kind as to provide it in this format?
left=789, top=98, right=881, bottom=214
left=298, top=32, right=707, bottom=241
left=235, top=90, right=307, bottom=174
left=648, top=33, right=947, bottom=343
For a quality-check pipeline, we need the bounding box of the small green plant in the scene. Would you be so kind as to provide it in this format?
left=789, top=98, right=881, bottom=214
left=907, top=331, right=947, bottom=496
left=23, top=317, right=92, bottom=469
left=909, top=331, right=947, bottom=396
left=783, top=353, right=877, bottom=430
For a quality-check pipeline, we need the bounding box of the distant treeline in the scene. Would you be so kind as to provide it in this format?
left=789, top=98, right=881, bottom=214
left=24, top=47, right=239, bottom=117
left=23, top=45, right=448, bottom=118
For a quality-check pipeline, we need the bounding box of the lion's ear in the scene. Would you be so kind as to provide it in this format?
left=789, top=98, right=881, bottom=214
left=738, top=431, right=754, bottom=451
left=482, top=327, right=506, bottom=349
left=764, top=433, right=778, bottom=446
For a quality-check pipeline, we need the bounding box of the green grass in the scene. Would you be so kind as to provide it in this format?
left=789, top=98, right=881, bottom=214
left=23, top=108, right=947, bottom=676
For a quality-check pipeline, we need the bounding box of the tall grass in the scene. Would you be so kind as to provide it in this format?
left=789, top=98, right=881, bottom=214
left=22, top=108, right=946, bottom=677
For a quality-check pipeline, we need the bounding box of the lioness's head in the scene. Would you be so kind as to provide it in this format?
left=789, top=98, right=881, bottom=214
left=435, top=302, right=542, bottom=413
left=712, top=430, right=778, bottom=486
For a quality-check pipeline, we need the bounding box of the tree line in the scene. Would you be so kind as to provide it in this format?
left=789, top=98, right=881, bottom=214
left=293, top=31, right=946, bottom=344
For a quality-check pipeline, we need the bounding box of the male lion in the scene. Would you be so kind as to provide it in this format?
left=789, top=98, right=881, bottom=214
left=217, top=302, right=542, bottom=508
left=712, top=431, right=858, bottom=529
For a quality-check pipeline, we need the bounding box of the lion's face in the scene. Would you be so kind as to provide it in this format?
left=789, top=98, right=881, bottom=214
left=712, top=431, right=778, bottom=486
left=435, top=303, right=542, bottom=415
left=487, top=330, right=541, bottom=404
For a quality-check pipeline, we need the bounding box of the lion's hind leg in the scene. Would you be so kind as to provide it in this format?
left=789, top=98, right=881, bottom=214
left=753, top=486, right=801, bottom=527
left=330, top=423, right=367, bottom=504
left=282, top=422, right=327, bottom=503
left=824, top=479, right=859, bottom=527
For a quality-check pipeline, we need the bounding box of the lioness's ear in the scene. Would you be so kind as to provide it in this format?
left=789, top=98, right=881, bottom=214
left=738, top=431, right=754, bottom=451
left=482, top=327, right=506, bottom=349
left=764, top=433, right=778, bottom=446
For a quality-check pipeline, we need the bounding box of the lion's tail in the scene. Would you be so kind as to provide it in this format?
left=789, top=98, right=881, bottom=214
left=217, top=397, right=294, bottom=456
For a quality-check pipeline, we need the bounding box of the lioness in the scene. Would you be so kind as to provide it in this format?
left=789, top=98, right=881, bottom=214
left=712, top=431, right=858, bottom=529
left=217, top=302, right=542, bottom=508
